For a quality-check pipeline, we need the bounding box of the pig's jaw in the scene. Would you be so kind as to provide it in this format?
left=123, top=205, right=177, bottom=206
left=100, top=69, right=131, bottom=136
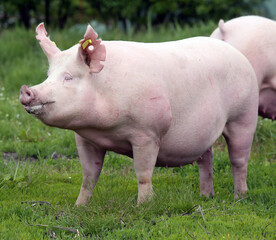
left=25, top=104, right=43, bottom=114
left=24, top=101, right=55, bottom=115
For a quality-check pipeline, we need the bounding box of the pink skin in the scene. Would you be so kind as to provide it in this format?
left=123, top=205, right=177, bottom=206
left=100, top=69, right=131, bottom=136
left=20, top=23, right=258, bottom=205
left=210, top=15, right=276, bottom=121
left=259, top=88, right=276, bottom=120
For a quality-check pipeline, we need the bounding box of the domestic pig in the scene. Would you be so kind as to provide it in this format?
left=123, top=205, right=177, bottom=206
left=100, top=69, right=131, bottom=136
left=211, top=15, right=276, bottom=120
left=20, top=23, right=258, bottom=205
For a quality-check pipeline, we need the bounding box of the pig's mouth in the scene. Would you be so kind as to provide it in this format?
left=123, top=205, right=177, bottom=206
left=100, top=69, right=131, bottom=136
left=24, top=101, right=55, bottom=115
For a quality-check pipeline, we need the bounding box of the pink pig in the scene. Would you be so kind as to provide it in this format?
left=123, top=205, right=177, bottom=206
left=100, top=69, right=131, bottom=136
left=20, top=23, right=258, bottom=205
left=211, top=15, right=276, bottom=120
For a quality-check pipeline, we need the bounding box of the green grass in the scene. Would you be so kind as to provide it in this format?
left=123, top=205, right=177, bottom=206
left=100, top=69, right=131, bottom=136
left=0, top=151, right=275, bottom=239
left=0, top=22, right=275, bottom=239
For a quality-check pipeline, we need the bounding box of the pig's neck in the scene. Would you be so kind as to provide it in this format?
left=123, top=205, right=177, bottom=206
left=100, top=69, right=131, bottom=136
left=67, top=93, right=121, bottom=131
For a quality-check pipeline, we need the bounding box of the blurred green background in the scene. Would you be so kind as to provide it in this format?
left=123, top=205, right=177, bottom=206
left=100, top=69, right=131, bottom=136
left=1, top=0, right=276, bottom=32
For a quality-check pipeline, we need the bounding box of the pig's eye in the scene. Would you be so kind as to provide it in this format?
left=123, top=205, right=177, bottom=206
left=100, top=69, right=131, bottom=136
left=64, top=75, right=73, bottom=81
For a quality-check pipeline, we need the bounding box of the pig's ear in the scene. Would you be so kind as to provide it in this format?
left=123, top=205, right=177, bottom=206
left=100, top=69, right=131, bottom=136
left=78, top=25, right=106, bottom=73
left=36, top=23, right=61, bottom=60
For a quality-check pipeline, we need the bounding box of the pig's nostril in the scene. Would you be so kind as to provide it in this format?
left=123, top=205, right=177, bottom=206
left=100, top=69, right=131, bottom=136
left=20, top=85, right=35, bottom=105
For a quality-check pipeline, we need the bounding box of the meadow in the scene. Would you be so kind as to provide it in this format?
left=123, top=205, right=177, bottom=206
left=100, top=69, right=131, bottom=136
left=0, top=22, right=275, bottom=239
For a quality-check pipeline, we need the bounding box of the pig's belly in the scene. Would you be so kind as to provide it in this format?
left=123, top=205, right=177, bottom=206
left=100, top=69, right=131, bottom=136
left=155, top=110, right=226, bottom=167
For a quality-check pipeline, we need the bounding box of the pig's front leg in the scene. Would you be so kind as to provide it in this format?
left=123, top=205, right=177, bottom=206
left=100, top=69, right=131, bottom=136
left=75, top=133, right=106, bottom=206
left=132, top=138, right=160, bottom=204
left=197, top=147, right=214, bottom=197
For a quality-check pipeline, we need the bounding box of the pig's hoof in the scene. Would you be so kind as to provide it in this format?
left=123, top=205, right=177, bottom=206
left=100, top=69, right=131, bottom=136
left=234, top=191, right=248, bottom=200
left=75, top=201, right=85, bottom=207
left=200, top=192, right=214, bottom=199
left=75, top=197, right=89, bottom=206
left=137, top=194, right=153, bottom=205
left=200, top=188, right=215, bottom=198
left=75, top=201, right=87, bottom=207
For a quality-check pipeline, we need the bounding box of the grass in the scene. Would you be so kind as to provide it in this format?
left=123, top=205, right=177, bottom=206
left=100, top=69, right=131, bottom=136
left=0, top=22, right=275, bottom=239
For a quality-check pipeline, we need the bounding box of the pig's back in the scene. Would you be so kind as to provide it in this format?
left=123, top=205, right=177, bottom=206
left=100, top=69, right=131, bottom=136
left=105, top=37, right=256, bottom=119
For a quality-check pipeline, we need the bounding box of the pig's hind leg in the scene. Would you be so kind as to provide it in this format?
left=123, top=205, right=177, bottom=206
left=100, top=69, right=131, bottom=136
left=197, top=148, right=215, bottom=198
left=75, top=133, right=106, bottom=206
left=222, top=112, right=257, bottom=198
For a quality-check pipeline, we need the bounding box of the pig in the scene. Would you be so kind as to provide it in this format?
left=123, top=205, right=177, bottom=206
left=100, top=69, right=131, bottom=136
left=20, top=23, right=258, bottom=205
left=210, top=15, right=276, bottom=120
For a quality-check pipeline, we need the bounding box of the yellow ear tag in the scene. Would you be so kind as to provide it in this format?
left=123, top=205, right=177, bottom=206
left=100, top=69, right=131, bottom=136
left=81, top=39, right=92, bottom=50
left=52, top=41, right=56, bottom=46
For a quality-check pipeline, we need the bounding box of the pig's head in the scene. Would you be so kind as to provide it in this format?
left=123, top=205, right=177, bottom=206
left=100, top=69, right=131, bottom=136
left=19, top=23, right=106, bottom=129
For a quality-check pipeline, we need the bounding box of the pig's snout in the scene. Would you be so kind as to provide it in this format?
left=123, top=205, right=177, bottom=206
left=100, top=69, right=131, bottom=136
left=20, top=85, right=35, bottom=106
